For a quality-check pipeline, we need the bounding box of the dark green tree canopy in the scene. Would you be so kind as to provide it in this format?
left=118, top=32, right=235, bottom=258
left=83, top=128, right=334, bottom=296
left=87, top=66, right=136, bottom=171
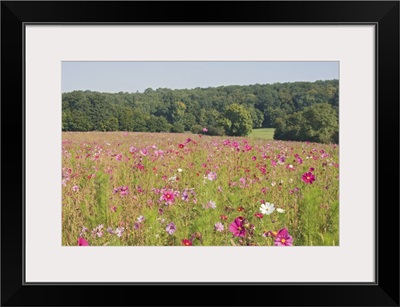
left=274, top=103, right=339, bottom=144
left=220, top=103, right=253, bottom=136
left=62, top=79, right=338, bottom=139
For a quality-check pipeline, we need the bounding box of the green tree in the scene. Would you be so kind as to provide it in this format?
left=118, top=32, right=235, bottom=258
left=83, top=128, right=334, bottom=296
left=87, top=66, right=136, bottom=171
left=248, top=107, right=264, bottom=128
left=147, top=116, right=172, bottom=132
left=221, top=103, right=253, bottom=136
left=171, top=121, right=185, bottom=133
left=274, top=103, right=338, bottom=144
left=299, top=103, right=338, bottom=143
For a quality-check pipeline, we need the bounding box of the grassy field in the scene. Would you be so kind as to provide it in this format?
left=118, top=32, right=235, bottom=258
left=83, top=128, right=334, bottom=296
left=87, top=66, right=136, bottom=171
left=249, top=128, right=275, bottom=140
left=62, top=131, right=339, bottom=247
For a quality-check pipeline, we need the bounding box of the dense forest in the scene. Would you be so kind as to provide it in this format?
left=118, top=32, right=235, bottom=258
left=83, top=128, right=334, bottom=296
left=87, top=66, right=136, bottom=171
left=62, top=79, right=339, bottom=143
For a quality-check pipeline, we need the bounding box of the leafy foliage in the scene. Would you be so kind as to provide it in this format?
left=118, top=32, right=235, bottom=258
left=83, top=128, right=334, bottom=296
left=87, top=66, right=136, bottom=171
left=274, top=103, right=338, bottom=144
left=221, top=103, right=253, bottom=136
left=62, top=80, right=339, bottom=140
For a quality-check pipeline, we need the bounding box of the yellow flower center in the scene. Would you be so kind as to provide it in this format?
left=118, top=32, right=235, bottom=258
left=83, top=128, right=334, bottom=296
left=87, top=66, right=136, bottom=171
left=281, top=239, right=286, bottom=243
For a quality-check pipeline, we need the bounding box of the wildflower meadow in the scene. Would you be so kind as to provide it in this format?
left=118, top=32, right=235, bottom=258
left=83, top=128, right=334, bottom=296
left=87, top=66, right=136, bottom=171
left=62, top=131, right=339, bottom=247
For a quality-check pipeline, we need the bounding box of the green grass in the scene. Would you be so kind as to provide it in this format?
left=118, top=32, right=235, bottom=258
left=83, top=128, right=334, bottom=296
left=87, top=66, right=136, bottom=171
left=249, top=128, right=275, bottom=140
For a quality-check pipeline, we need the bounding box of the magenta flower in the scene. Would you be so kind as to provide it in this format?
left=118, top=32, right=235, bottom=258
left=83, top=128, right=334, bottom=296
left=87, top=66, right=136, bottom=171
left=274, top=228, right=293, bottom=246
left=119, top=186, right=129, bottom=196
left=78, top=237, right=89, bottom=246
left=129, top=146, right=138, bottom=153
left=166, top=222, right=176, bottom=235
left=202, top=127, right=208, bottom=132
left=140, top=148, right=148, bottom=156
left=301, top=172, right=315, bottom=184
left=244, top=145, right=252, bottom=152
left=229, top=216, right=246, bottom=237
left=182, top=239, right=193, bottom=246
left=254, top=212, right=264, bottom=219
left=161, top=190, right=175, bottom=204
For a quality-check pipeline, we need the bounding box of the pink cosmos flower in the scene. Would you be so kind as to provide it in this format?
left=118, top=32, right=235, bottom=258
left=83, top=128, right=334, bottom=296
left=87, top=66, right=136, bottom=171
left=204, top=201, right=216, bottom=209
left=214, top=222, right=224, bottom=232
left=202, top=127, right=208, bottom=132
left=72, top=185, right=79, bottom=192
left=254, top=212, right=264, bottom=219
left=274, top=228, right=293, bottom=246
left=137, top=215, right=145, bottom=223
left=140, top=148, right=148, bottom=156
left=119, top=186, right=129, bottom=196
left=301, top=172, right=316, bottom=184
left=154, top=150, right=164, bottom=157
left=78, top=237, right=89, bottom=246
left=166, top=222, right=176, bottom=235
left=206, top=172, right=217, bottom=181
left=243, top=145, right=252, bottom=152
left=115, top=227, right=124, bottom=237
left=229, top=216, right=246, bottom=237
left=286, top=164, right=295, bottom=170
left=115, top=154, right=123, bottom=161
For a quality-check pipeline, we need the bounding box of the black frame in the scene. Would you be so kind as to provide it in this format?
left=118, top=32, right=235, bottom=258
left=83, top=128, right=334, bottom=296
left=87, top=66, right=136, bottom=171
left=1, top=1, right=399, bottom=306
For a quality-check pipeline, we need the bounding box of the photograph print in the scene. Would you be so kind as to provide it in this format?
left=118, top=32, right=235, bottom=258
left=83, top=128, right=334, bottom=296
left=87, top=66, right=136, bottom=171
left=61, top=61, right=339, bottom=247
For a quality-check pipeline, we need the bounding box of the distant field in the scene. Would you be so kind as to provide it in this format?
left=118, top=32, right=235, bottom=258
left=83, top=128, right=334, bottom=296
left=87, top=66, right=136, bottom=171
left=249, top=128, right=275, bottom=140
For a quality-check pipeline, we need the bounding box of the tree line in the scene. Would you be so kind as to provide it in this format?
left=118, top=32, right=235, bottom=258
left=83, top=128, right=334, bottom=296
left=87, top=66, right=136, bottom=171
left=62, top=79, right=339, bottom=143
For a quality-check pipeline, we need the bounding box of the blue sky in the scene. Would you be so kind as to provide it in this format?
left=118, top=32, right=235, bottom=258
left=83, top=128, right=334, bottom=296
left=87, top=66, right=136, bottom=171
left=62, top=61, right=339, bottom=93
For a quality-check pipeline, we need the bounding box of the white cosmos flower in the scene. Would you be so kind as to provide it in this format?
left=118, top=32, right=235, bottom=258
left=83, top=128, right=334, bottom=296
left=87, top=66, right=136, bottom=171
left=277, top=208, right=285, bottom=213
left=177, top=168, right=183, bottom=173
left=260, top=202, right=275, bottom=215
